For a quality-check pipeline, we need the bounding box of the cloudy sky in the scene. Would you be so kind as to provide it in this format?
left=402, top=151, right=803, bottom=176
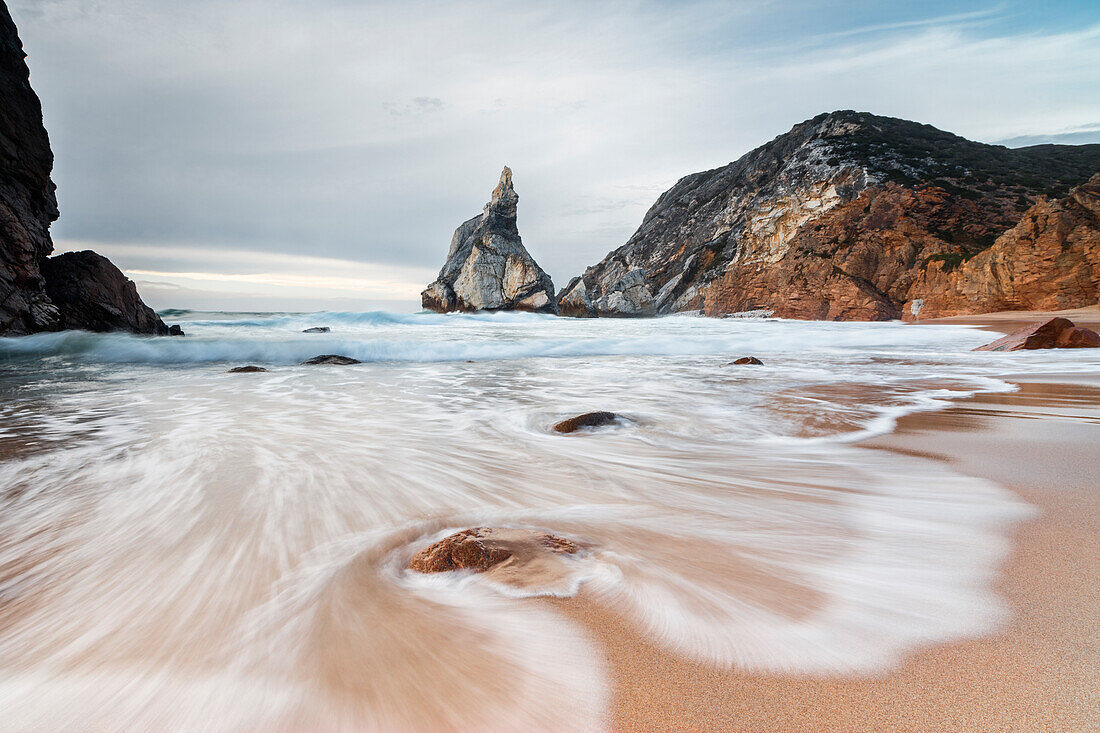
left=11, top=0, right=1100, bottom=311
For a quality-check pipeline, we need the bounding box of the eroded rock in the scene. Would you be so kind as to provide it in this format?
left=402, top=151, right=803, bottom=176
left=302, top=354, right=361, bottom=365
left=408, top=527, right=578, bottom=574
left=727, top=356, right=764, bottom=365
left=41, top=251, right=168, bottom=334
left=552, top=411, right=619, bottom=434
left=421, top=167, right=556, bottom=313
left=559, top=111, right=1100, bottom=320
left=228, top=365, right=269, bottom=373
left=303, top=326, right=330, bottom=333
left=974, top=318, right=1100, bottom=351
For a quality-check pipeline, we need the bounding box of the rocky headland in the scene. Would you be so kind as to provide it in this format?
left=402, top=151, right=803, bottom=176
left=0, top=2, right=167, bottom=336
left=422, top=167, right=556, bottom=313
left=558, top=111, right=1100, bottom=320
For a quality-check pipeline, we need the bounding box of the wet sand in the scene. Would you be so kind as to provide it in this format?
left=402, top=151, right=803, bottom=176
left=555, top=311, right=1100, bottom=731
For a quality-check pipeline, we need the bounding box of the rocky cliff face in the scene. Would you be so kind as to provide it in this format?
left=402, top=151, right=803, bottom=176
left=0, top=2, right=167, bottom=336
left=562, top=111, right=1100, bottom=319
left=0, top=2, right=59, bottom=334
left=422, top=167, right=556, bottom=313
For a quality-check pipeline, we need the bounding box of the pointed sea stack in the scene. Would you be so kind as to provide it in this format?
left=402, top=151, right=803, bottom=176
left=422, top=167, right=556, bottom=313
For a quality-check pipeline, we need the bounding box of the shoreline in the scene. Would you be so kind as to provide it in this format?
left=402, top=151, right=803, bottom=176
left=553, top=309, right=1100, bottom=732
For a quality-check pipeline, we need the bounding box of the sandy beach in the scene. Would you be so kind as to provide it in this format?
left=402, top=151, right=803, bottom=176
left=556, top=309, right=1100, bottom=732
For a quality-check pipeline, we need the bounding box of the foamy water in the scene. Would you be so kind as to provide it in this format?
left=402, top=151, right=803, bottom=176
left=1, top=310, right=1094, bottom=730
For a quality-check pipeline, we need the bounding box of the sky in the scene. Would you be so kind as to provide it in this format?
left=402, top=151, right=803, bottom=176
left=10, top=0, right=1100, bottom=311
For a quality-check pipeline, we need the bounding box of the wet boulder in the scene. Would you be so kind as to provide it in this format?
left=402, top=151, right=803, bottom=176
left=168, top=324, right=185, bottom=336
left=408, top=527, right=578, bottom=574
left=302, top=326, right=330, bottom=333
left=302, top=354, right=361, bottom=365
left=974, top=317, right=1100, bottom=351
left=726, top=356, right=764, bottom=365
left=228, top=365, right=269, bottom=373
left=552, top=411, right=619, bottom=434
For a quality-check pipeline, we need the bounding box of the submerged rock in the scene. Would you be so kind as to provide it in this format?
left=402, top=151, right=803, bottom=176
left=974, top=318, right=1100, bottom=351
left=228, top=365, right=269, bottom=373
left=41, top=251, right=168, bottom=334
left=302, top=326, right=330, bottom=333
left=552, top=411, right=619, bottom=434
left=408, top=527, right=578, bottom=574
left=301, top=354, right=361, bottom=365
left=727, top=356, right=764, bottom=365
left=421, top=167, right=556, bottom=313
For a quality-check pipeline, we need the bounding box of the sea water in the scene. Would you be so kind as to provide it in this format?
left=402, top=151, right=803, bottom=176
left=0, top=311, right=1095, bottom=730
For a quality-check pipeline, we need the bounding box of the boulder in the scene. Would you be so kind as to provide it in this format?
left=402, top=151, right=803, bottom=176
left=301, top=354, right=361, bottom=365
left=408, top=527, right=578, bottom=574
left=552, top=411, right=619, bottom=434
left=302, top=326, right=330, bottom=333
left=228, top=365, right=269, bottom=373
left=168, top=324, right=185, bottom=336
left=974, top=317, right=1100, bottom=351
left=41, top=251, right=168, bottom=334
left=421, top=167, right=556, bottom=313
left=727, top=356, right=764, bottom=365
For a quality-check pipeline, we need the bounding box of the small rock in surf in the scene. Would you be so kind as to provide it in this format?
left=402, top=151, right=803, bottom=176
left=552, top=411, right=619, bottom=433
left=408, top=527, right=578, bottom=573
left=168, top=324, right=185, bottom=336
left=302, top=354, right=361, bottom=365
left=302, top=326, right=330, bottom=333
left=726, top=356, right=764, bottom=365
left=228, top=365, right=268, bottom=373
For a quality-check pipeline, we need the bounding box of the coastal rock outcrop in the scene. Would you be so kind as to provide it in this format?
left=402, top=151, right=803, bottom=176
left=42, top=251, right=168, bottom=334
left=561, top=111, right=1100, bottom=320
left=0, top=4, right=166, bottom=336
left=974, top=318, right=1100, bottom=351
left=408, top=527, right=578, bottom=574
left=552, top=411, right=619, bottom=433
left=422, top=167, right=556, bottom=313
left=0, top=2, right=59, bottom=334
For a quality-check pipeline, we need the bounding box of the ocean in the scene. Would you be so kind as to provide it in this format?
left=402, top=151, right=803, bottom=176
left=0, top=310, right=1095, bottom=729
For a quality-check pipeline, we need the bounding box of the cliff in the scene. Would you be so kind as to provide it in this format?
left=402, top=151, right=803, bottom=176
left=0, top=2, right=167, bottom=336
left=0, top=2, right=58, bottom=334
left=422, top=167, right=556, bottom=313
left=561, top=111, right=1100, bottom=319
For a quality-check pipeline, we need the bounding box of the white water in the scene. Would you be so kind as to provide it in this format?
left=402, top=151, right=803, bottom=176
left=0, top=311, right=1093, bottom=730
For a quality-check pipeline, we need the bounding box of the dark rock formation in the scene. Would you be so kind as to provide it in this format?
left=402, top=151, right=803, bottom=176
left=228, top=365, right=269, bottom=373
left=42, top=251, right=168, bottom=334
left=727, top=356, right=763, bottom=365
left=302, top=326, right=330, bottom=333
left=974, top=318, right=1100, bottom=351
left=422, top=167, right=556, bottom=313
left=0, top=5, right=165, bottom=336
left=561, top=111, right=1100, bottom=320
left=0, top=3, right=59, bottom=334
left=168, top=324, right=184, bottom=336
left=408, top=527, right=578, bottom=574
left=301, top=354, right=361, bottom=365
left=552, top=411, right=619, bottom=434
